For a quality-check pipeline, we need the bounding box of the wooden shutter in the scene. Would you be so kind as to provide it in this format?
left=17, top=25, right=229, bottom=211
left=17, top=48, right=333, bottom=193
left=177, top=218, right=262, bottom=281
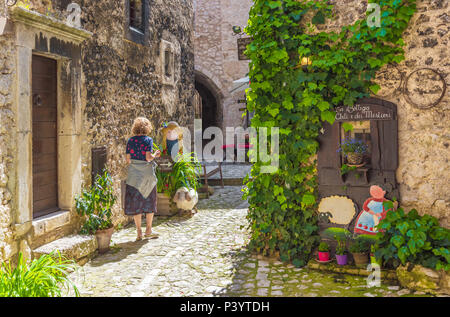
left=92, top=147, right=107, bottom=184
left=317, top=121, right=342, bottom=187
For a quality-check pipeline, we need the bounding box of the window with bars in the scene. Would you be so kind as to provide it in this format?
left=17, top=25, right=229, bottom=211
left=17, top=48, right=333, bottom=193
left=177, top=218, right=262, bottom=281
left=129, top=0, right=145, bottom=33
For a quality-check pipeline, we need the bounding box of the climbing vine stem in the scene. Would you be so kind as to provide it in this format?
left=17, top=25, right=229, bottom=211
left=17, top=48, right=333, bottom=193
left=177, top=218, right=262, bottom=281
left=243, top=0, right=417, bottom=267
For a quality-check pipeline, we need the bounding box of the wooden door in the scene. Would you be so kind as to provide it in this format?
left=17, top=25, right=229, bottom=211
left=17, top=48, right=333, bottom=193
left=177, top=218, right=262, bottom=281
left=32, top=55, right=58, bottom=218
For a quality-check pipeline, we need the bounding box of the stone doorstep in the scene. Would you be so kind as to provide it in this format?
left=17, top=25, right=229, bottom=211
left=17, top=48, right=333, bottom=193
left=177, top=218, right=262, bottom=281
left=307, top=260, right=398, bottom=281
left=32, top=210, right=72, bottom=237
left=33, top=234, right=98, bottom=265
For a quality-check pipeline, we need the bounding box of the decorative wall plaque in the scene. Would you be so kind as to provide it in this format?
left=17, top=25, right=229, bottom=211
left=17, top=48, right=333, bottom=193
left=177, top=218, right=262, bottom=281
left=318, top=196, right=356, bottom=225
left=404, top=68, right=446, bottom=109
left=335, top=103, right=395, bottom=121
left=237, top=37, right=252, bottom=60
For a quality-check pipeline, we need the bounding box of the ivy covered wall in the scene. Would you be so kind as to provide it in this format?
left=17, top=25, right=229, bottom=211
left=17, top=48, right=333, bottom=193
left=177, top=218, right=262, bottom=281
left=244, top=0, right=448, bottom=266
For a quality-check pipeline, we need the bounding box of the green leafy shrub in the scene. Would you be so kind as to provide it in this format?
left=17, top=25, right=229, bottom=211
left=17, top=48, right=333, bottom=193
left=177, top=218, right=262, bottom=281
left=156, top=152, right=201, bottom=198
left=0, top=252, right=79, bottom=297
left=323, top=227, right=352, bottom=241
left=75, top=169, right=117, bottom=235
left=244, top=0, right=416, bottom=267
left=172, top=152, right=201, bottom=192
left=318, top=242, right=330, bottom=252
left=335, top=235, right=347, bottom=255
left=375, top=203, right=450, bottom=271
left=349, top=238, right=370, bottom=254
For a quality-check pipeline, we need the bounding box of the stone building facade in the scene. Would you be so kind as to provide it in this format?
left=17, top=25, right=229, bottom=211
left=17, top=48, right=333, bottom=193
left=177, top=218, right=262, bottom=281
left=194, top=0, right=253, bottom=131
left=0, top=0, right=194, bottom=262
left=194, top=0, right=448, bottom=227
left=314, top=0, right=449, bottom=228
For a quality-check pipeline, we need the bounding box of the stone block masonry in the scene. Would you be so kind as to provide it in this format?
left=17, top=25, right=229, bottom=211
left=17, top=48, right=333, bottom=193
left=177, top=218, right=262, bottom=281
left=0, top=0, right=195, bottom=263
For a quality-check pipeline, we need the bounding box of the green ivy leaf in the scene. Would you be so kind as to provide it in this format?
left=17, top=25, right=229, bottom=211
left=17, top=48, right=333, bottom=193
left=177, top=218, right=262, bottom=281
left=268, top=108, right=280, bottom=117
left=342, top=122, right=354, bottom=132
left=317, top=101, right=330, bottom=112
left=301, top=194, right=316, bottom=206
left=312, top=11, right=325, bottom=25
left=369, top=84, right=381, bottom=95
left=320, top=110, right=336, bottom=125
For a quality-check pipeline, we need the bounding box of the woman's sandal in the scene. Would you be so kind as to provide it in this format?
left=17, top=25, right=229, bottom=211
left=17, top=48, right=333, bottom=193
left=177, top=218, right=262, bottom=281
left=145, top=233, right=159, bottom=239
left=136, top=236, right=143, bottom=241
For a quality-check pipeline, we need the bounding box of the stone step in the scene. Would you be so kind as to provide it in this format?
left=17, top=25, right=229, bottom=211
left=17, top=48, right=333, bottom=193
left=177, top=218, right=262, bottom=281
left=33, top=234, right=98, bottom=266
left=201, top=178, right=246, bottom=186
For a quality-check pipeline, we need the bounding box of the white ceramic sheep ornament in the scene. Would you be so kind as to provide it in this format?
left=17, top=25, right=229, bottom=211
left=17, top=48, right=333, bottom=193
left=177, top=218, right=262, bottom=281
left=173, top=187, right=198, bottom=213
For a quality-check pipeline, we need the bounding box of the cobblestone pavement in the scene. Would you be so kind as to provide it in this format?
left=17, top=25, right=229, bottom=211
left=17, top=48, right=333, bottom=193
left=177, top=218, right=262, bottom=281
left=67, top=186, right=431, bottom=297
left=205, top=164, right=252, bottom=180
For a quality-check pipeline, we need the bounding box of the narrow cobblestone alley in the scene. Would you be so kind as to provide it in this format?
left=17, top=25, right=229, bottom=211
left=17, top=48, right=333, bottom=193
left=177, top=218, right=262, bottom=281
left=68, top=186, right=428, bottom=298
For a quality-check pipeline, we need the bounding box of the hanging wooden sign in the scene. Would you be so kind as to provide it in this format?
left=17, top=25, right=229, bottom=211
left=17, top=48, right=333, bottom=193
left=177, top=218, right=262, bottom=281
left=237, top=37, right=252, bottom=60
left=335, top=103, right=395, bottom=121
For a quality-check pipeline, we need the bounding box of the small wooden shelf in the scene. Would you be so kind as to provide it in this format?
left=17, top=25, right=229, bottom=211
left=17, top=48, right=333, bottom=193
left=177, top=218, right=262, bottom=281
left=341, top=165, right=370, bottom=184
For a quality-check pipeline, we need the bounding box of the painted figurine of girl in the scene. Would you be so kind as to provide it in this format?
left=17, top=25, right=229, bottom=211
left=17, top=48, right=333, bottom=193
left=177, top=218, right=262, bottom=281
left=162, top=121, right=183, bottom=158
left=354, top=185, right=390, bottom=235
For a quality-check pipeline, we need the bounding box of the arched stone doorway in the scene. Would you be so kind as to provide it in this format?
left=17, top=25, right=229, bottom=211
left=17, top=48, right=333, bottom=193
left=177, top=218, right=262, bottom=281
left=194, top=71, right=223, bottom=133
left=195, top=81, right=218, bottom=131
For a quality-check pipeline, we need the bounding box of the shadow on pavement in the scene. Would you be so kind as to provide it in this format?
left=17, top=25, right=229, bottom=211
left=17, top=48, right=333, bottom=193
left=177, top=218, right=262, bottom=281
left=89, top=239, right=150, bottom=267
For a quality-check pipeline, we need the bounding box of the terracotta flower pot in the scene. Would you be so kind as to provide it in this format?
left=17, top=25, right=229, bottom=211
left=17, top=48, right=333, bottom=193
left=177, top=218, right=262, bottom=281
left=318, top=251, right=330, bottom=262
left=352, top=252, right=369, bottom=266
left=336, top=254, right=348, bottom=266
left=346, top=152, right=363, bottom=165
left=95, top=227, right=114, bottom=254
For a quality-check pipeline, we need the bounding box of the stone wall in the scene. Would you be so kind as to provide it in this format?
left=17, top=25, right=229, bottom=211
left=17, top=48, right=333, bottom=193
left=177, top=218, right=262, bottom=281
left=0, top=0, right=194, bottom=262
left=324, top=0, right=449, bottom=227
left=77, top=0, right=195, bottom=226
left=194, top=0, right=253, bottom=129
left=0, top=0, right=16, bottom=260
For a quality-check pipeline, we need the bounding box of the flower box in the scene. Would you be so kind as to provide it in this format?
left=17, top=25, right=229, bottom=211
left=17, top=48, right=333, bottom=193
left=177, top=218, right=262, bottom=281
left=157, top=193, right=178, bottom=216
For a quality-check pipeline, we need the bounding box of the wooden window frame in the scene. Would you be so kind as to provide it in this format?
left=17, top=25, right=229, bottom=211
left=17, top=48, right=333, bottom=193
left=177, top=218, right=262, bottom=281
left=161, top=40, right=175, bottom=86
left=125, top=0, right=149, bottom=45
left=317, top=97, right=400, bottom=212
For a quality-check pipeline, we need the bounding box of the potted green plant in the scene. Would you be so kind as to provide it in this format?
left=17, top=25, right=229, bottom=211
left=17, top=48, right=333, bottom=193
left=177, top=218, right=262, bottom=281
left=349, top=238, right=369, bottom=266
left=318, top=241, right=330, bottom=261
left=338, top=138, right=369, bottom=165
left=75, top=169, right=117, bottom=254
left=335, top=235, right=348, bottom=265
left=370, top=244, right=381, bottom=266
left=156, top=152, right=200, bottom=216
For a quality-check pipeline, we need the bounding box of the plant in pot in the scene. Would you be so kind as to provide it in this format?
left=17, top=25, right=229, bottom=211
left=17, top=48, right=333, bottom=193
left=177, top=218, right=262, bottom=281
left=370, top=244, right=381, bottom=266
left=338, top=138, right=369, bottom=166
left=171, top=152, right=201, bottom=193
left=335, top=235, right=348, bottom=265
left=349, top=238, right=369, bottom=266
left=318, top=241, right=330, bottom=262
left=75, top=169, right=117, bottom=254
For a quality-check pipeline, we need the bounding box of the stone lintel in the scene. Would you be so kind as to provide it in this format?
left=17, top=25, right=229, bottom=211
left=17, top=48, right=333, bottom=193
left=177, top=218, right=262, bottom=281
left=10, top=6, right=92, bottom=44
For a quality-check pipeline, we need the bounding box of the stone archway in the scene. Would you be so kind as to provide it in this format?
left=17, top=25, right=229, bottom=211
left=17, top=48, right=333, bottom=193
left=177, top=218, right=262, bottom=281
left=194, top=70, right=224, bottom=132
